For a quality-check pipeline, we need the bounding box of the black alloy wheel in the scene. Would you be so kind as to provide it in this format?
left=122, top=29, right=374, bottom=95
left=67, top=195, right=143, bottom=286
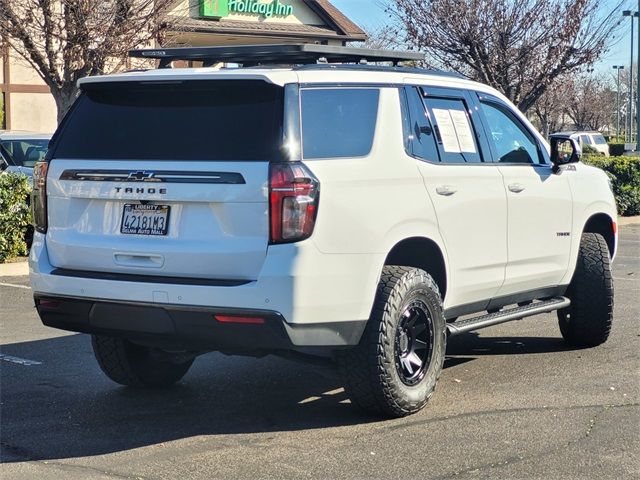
left=395, top=300, right=434, bottom=386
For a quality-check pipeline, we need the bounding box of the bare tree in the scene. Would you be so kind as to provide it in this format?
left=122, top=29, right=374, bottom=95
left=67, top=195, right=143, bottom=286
left=360, top=25, right=404, bottom=50
left=389, top=0, right=624, bottom=112
left=0, top=0, right=180, bottom=122
left=564, top=74, right=617, bottom=131
left=530, top=78, right=571, bottom=136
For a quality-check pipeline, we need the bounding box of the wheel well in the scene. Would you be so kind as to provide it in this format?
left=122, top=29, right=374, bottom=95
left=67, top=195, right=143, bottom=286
left=583, top=213, right=616, bottom=257
left=384, top=237, right=447, bottom=299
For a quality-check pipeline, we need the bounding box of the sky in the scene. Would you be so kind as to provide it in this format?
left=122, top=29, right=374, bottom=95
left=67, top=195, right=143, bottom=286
left=331, top=0, right=637, bottom=80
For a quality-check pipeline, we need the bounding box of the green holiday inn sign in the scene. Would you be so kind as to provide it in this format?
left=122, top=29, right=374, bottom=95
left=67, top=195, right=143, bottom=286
left=200, top=0, right=294, bottom=18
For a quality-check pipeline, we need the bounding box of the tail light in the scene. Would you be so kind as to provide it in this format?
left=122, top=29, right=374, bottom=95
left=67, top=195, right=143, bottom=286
left=32, top=161, right=49, bottom=233
left=269, top=162, right=319, bottom=244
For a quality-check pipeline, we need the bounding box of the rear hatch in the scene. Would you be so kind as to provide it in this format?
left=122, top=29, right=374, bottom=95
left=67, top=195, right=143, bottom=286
left=45, top=79, right=284, bottom=280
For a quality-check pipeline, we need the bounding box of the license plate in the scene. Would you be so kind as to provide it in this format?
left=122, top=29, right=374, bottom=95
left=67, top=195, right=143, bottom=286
left=120, top=204, right=170, bottom=236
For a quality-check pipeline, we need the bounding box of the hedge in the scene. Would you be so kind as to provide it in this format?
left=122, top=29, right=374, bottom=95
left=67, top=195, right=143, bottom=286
left=582, top=154, right=640, bottom=216
left=0, top=172, right=32, bottom=263
left=608, top=143, right=626, bottom=157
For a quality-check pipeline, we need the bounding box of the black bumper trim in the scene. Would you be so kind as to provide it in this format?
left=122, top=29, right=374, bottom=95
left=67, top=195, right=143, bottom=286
left=33, top=294, right=367, bottom=352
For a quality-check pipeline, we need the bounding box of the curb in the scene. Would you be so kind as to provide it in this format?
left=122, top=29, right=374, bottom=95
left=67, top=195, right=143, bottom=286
left=0, top=261, right=29, bottom=277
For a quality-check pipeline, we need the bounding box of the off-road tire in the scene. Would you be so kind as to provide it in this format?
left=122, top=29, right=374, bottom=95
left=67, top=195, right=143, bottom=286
left=337, top=266, right=446, bottom=417
left=558, top=232, right=614, bottom=347
left=91, top=335, right=194, bottom=387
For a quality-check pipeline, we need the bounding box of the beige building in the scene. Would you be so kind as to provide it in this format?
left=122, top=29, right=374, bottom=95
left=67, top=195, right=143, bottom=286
left=0, top=0, right=366, bottom=133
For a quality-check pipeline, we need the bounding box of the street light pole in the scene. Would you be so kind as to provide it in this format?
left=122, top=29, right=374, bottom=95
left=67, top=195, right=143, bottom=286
left=636, top=1, right=640, bottom=150
left=623, top=10, right=638, bottom=144
left=614, top=65, right=624, bottom=138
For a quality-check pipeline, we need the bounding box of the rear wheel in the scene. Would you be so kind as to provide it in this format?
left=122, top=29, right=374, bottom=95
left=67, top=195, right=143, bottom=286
left=558, top=232, right=614, bottom=347
left=337, top=266, right=446, bottom=417
left=91, top=335, right=194, bottom=387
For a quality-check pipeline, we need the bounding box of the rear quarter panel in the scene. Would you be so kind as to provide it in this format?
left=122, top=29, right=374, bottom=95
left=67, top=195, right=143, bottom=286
left=303, top=87, right=450, bottom=308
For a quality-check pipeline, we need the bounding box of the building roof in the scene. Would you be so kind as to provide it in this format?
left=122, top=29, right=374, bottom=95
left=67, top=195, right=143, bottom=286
left=166, top=0, right=367, bottom=43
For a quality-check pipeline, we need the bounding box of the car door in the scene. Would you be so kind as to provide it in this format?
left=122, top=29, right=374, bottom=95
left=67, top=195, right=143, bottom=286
left=402, top=86, right=508, bottom=311
left=475, top=93, right=573, bottom=297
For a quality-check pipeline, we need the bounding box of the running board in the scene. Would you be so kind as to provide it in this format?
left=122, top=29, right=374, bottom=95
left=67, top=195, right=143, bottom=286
left=446, top=296, right=571, bottom=336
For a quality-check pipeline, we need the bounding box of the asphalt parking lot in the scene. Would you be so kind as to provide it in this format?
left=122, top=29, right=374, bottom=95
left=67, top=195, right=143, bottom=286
left=1, top=225, right=638, bottom=480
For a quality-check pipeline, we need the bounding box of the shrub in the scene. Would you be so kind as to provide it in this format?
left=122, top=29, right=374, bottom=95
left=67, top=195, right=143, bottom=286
left=608, top=143, right=626, bottom=157
left=582, top=154, right=640, bottom=216
left=0, top=173, right=32, bottom=263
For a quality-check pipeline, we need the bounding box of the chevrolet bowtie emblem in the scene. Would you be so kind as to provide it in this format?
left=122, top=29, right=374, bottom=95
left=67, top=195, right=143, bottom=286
left=127, top=171, right=155, bottom=181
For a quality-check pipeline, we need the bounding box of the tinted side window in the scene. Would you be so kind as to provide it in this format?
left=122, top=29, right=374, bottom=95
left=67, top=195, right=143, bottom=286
left=423, top=97, right=482, bottom=163
left=580, top=135, right=592, bottom=145
left=401, top=87, right=440, bottom=162
left=480, top=102, right=541, bottom=164
left=301, top=88, right=379, bottom=159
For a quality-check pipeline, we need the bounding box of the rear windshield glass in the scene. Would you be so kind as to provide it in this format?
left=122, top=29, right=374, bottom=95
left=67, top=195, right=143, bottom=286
left=301, top=88, right=379, bottom=159
left=52, top=81, right=283, bottom=161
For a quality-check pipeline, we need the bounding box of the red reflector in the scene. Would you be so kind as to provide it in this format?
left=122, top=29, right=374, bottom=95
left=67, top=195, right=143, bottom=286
left=38, top=299, right=60, bottom=308
left=612, top=222, right=617, bottom=234
left=214, top=315, right=265, bottom=325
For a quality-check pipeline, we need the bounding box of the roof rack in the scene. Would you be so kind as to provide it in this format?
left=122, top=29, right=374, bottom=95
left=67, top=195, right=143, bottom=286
left=128, top=44, right=424, bottom=69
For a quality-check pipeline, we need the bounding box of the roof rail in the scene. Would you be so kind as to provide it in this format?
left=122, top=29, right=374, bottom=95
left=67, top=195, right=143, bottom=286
left=292, top=63, right=466, bottom=79
left=128, top=44, right=424, bottom=69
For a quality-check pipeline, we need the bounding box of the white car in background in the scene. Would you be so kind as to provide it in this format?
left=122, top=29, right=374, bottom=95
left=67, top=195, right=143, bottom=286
left=553, top=131, right=610, bottom=157
left=0, top=130, right=52, bottom=178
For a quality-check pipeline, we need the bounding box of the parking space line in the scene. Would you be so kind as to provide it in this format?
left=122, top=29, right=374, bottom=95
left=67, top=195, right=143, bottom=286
left=0, top=354, right=42, bottom=366
left=0, top=282, right=31, bottom=290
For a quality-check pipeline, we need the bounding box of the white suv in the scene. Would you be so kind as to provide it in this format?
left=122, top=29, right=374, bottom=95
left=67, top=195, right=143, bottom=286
left=29, top=45, right=617, bottom=417
left=553, top=131, right=610, bottom=157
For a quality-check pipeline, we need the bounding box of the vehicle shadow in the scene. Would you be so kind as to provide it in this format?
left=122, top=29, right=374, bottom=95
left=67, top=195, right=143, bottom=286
left=446, top=332, right=575, bottom=356
left=0, top=331, right=572, bottom=462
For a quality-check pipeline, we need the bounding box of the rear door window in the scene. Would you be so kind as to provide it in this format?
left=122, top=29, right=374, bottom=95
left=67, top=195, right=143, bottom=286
left=52, top=81, right=284, bottom=161
left=422, top=97, right=482, bottom=163
left=301, top=88, right=379, bottom=159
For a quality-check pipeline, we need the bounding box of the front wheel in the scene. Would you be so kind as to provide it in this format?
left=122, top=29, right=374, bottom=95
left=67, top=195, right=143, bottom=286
left=92, top=335, right=194, bottom=387
left=337, top=266, right=446, bottom=417
left=558, top=232, right=614, bottom=347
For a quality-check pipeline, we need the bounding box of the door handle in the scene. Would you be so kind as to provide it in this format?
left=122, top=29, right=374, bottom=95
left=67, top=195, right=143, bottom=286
left=508, top=183, right=526, bottom=193
left=436, top=185, right=458, bottom=196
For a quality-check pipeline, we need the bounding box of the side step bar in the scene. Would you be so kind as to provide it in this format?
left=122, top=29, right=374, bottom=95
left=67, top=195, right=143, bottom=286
left=446, top=296, right=571, bottom=336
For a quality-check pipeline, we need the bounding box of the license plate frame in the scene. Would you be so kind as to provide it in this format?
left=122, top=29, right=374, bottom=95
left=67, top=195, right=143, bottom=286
left=120, top=204, right=170, bottom=236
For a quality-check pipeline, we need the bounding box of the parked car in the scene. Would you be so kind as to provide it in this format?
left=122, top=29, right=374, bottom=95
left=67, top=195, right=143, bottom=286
left=0, top=142, right=10, bottom=171
left=0, top=130, right=52, bottom=178
left=553, top=130, right=610, bottom=156
left=29, top=45, right=617, bottom=418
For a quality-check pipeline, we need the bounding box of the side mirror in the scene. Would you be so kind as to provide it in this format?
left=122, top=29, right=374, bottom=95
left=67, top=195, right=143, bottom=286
left=550, top=135, right=581, bottom=168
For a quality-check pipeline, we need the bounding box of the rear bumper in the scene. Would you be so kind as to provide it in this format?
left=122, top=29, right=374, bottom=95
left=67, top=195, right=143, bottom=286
left=34, top=294, right=367, bottom=353
left=30, top=232, right=383, bottom=331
